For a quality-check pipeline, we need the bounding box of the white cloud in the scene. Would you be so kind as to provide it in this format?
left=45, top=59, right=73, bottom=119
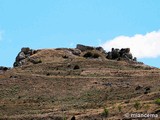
left=101, top=30, right=160, bottom=59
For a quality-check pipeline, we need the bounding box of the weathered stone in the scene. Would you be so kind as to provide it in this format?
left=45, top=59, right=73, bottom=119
left=122, top=53, right=133, bottom=60
left=13, top=62, right=19, bottom=67
left=112, top=49, right=120, bottom=59
left=71, top=49, right=81, bottom=56
left=144, top=86, right=151, bottom=94
left=106, top=47, right=135, bottom=61
left=13, top=47, right=37, bottom=67
left=29, top=58, right=42, bottom=64
left=76, top=44, right=94, bottom=51
left=106, top=52, right=112, bottom=59
left=21, top=47, right=30, bottom=54
left=102, top=82, right=112, bottom=87
left=125, top=48, right=130, bottom=53
left=16, top=52, right=26, bottom=61
left=119, top=48, right=130, bottom=57
left=119, top=48, right=125, bottom=57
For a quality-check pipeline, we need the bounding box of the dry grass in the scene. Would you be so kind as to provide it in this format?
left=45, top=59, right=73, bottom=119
left=0, top=49, right=160, bottom=119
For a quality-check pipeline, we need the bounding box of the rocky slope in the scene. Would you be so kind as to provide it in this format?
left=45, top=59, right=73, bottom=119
left=0, top=44, right=160, bottom=120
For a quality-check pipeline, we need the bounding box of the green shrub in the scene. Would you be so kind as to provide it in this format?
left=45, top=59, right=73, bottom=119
left=102, top=107, right=109, bottom=117
left=62, top=114, right=67, bottom=120
left=118, top=105, right=122, bottom=112
left=134, top=101, right=141, bottom=110
left=144, top=104, right=150, bottom=109
left=155, top=98, right=160, bottom=105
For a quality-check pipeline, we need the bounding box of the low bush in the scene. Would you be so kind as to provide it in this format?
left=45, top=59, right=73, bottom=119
left=155, top=98, right=160, bottom=105
left=83, top=52, right=93, bottom=58
left=83, top=52, right=100, bottom=58
left=134, top=101, right=141, bottom=110
left=102, top=107, right=109, bottom=117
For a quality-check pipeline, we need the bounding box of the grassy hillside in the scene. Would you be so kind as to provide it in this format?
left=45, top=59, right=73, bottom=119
left=0, top=48, right=160, bottom=120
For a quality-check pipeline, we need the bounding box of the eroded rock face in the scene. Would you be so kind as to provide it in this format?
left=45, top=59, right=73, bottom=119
left=13, top=47, right=37, bottom=67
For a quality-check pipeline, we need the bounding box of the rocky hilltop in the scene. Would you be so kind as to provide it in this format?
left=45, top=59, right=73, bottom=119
left=13, top=44, right=139, bottom=68
left=0, top=44, right=160, bottom=120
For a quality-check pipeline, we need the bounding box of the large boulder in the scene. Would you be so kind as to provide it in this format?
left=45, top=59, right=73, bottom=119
left=112, top=49, right=120, bottom=59
left=122, top=53, right=133, bottom=60
left=119, top=48, right=130, bottom=56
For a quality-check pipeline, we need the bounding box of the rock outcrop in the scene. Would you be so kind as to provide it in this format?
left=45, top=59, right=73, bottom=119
left=13, top=47, right=37, bottom=67
left=106, top=48, right=137, bottom=62
left=76, top=44, right=136, bottom=62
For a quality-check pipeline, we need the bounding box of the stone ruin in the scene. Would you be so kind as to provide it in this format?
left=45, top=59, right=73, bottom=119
left=13, top=47, right=37, bottom=67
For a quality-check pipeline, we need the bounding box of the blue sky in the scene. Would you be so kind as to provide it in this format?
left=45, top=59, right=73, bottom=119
left=0, top=0, right=160, bottom=67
